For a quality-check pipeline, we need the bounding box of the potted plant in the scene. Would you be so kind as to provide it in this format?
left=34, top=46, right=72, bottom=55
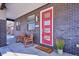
left=55, top=39, right=65, bottom=55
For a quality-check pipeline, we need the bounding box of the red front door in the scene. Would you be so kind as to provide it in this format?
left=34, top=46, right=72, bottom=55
left=40, top=7, right=53, bottom=46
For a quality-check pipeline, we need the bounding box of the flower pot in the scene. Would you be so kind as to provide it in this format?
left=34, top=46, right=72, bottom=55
left=57, top=49, right=63, bottom=55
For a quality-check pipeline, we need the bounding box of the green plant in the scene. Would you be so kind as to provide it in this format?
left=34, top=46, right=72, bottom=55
left=55, top=39, right=65, bottom=50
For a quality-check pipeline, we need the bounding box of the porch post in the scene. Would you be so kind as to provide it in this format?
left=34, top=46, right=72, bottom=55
left=0, top=10, right=7, bottom=47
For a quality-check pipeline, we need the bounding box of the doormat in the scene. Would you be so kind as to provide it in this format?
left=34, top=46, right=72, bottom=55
left=35, top=45, right=53, bottom=53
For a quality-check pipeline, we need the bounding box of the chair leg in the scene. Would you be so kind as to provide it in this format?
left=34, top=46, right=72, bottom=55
left=32, top=41, right=33, bottom=45
left=24, top=43, right=27, bottom=47
left=24, top=41, right=28, bottom=47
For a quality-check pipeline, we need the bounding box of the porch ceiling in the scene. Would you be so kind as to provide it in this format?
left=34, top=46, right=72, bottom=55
left=6, top=3, right=47, bottom=19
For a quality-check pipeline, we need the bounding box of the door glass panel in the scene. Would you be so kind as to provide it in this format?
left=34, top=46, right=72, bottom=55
left=44, top=35, right=50, bottom=41
left=44, top=28, right=50, bottom=33
left=44, top=20, right=50, bottom=25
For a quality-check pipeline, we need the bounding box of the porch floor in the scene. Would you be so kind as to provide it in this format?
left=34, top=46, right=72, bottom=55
left=0, top=42, right=74, bottom=56
left=0, top=35, right=74, bottom=56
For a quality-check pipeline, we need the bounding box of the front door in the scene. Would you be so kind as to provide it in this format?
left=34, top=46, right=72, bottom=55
left=40, top=7, right=53, bottom=46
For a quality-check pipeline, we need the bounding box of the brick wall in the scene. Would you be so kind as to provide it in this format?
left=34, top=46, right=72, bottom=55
left=53, top=4, right=79, bottom=55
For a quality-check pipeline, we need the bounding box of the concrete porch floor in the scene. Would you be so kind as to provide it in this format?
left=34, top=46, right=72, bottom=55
left=0, top=35, right=74, bottom=56
left=0, top=43, right=74, bottom=56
